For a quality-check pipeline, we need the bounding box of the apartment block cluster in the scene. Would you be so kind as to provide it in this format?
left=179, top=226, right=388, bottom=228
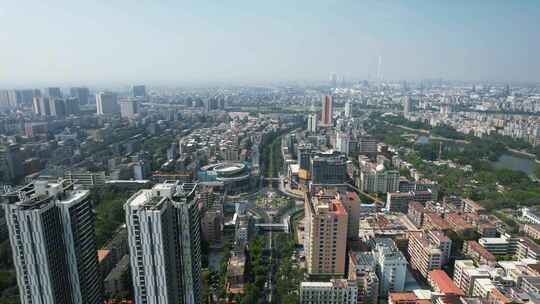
left=295, top=95, right=540, bottom=303
left=403, top=93, right=540, bottom=145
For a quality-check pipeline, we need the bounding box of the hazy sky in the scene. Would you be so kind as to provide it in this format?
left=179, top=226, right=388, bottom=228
left=1, top=0, right=539, bottom=86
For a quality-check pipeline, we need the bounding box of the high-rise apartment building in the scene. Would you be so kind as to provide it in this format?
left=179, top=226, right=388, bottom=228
left=125, top=182, right=202, bottom=304
left=304, top=190, right=348, bottom=280
left=403, top=97, right=413, bottom=118
left=32, top=97, right=51, bottom=116
left=119, top=98, right=139, bottom=118
left=2, top=180, right=102, bottom=304
left=336, top=191, right=361, bottom=240
left=65, top=97, right=80, bottom=115
left=308, top=112, right=318, bottom=133
left=345, top=100, right=352, bottom=118
left=70, top=87, right=90, bottom=105
left=49, top=98, right=66, bottom=116
left=44, top=87, right=63, bottom=99
left=336, top=131, right=350, bottom=155
left=0, top=144, right=23, bottom=183
left=321, top=95, right=333, bottom=126
left=96, top=92, right=119, bottom=115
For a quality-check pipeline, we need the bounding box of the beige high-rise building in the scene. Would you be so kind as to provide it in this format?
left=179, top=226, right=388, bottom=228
left=304, top=190, right=348, bottom=280
left=336, top=191, right=361, bottom=240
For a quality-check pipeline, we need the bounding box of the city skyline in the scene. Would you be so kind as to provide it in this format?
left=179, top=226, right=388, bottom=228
left=1, top=0, right=539, bottom=87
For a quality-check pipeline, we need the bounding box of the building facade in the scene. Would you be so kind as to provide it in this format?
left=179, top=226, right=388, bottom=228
left=125, top=182, right=202, bottom=304
left=2, top=180, right=102, bottom=304
left=304, top=190, right=348, bottom=280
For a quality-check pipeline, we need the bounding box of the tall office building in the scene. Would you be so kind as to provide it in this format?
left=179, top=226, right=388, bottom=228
left=120, top=99, right=139, bottom=118
left=44, top=87, right=63, bottom=99
left=125, top=182, right=202, bottom=304
left=310, top=151, right=348, bottom=185
left=321, top=95, right=333, bottom=126
left=304, top=190, right=348, bottom=280
left=70, top=87, right=90, bottom=105
left=96, top=92, right=119, bottom=115
left=132, top=85, right=147, bottom=98
left=2, top=180, right=102, bottom=304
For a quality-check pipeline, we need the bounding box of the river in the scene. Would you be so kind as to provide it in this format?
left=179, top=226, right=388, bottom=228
left=492, top=154, right=537, bottom=177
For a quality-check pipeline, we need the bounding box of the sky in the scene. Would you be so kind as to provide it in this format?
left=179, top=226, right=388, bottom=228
left=0, top=0, right=539, bottom=87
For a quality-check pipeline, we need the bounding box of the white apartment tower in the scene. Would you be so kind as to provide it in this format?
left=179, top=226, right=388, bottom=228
left=2, top=180, right=102, bottom=304
left=125, top=181, right=202, bottom=304
left=308, top=113, right=318, bottom=133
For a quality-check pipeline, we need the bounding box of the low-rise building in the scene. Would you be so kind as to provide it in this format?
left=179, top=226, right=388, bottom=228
left=523, top=224, right=540, bottom=240
left=471, top=278, right=496, bottom=299
left=478, top=237, right=511, bottom=256
left=461, top=199, right=486, bottom=214
left=463, top=240, right=497, bottom=266
left=453, top=260, right=490, bottom=296
left=407, top=202, right=424, bottom=228
left=348, top=252, right=379, bottom=304
left=515, top=237, right=540, bottom=260
left=226, top=252, right=246, bottom=295
left=373, top=238, right=407, bottom=296
left=388, top=291, right=432, bottom=304
left=427, top=270, right=465, bottom=298
left=300, top=279, right=358, bottom=304
left=104, top=255, right=131, bottom=297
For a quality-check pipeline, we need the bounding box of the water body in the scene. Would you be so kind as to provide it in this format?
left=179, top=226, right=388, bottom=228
left=492, top=154, right=536, bottom=176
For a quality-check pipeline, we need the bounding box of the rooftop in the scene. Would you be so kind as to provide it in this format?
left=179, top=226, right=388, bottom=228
left=428, top=270, right=465, bottom=296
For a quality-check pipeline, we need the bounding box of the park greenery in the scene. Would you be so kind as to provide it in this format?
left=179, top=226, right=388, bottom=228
left=368, top=114, right=540, bottom=212
left=262, top=132, right=284, bottom=178
left=274, top=234, right=303, bottom=304
left=242, top=236, right=270, bottom=304
left=91, top=187, right=134, bottom=247
left=378, top=113, right=540, bottom=159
